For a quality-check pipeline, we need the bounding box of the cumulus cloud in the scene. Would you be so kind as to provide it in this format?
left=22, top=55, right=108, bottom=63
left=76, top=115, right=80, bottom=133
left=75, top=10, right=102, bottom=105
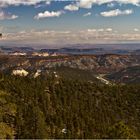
left=134, top=28, right=139, bottom=32
left=0, top=11, right=18, bottom=20
left=63, top=0, right=140, bottom=12
left=64, top=4, right=79, bottom=11
left=0, top=0, right=51, bottom=8
left=0, top=0, right=139, bottom=8
left=34, top=10, right=63, bottom=19
left=100, top=9, right=133, bottom=17
left=0, top=0, right=140, bottom=12
left=83, top=12, right=91, bottom=16
left=77, top=0, right=140, bottom=9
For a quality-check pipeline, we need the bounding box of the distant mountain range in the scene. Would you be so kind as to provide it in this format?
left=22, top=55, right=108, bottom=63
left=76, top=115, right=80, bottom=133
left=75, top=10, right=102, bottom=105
left=0, top=46, right=34, bottom=53
left=0, top=45, right=140, bottom=55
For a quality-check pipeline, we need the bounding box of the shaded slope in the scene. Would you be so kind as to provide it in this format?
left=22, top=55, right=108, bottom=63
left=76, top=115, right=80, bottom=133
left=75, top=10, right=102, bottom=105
left=106, top=66, right=140, bottom=84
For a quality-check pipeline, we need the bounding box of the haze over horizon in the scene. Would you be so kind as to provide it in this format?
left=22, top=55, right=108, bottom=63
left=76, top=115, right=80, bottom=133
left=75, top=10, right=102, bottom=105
left=0, top=0, right=140, bottom=46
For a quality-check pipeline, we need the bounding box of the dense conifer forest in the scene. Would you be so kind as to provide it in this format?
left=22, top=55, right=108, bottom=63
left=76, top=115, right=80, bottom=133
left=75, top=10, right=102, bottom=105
left=0, top=73, right=139, bottom=139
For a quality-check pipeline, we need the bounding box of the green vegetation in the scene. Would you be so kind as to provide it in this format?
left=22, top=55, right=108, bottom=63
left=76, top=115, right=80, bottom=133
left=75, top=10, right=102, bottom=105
left=49, top=67, right=98, bottom=82
left=0, top=73, right=139, bottom=139
left=106, top=66, right=140, bottom=84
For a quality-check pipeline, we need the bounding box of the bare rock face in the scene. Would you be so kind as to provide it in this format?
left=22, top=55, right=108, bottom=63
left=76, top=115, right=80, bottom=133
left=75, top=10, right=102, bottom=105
left=12, top=69, right=29, bottom=76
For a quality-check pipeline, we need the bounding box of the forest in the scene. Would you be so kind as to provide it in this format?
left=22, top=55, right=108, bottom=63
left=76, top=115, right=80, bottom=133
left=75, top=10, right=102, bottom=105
left=0, top=73, right=139, bottom=139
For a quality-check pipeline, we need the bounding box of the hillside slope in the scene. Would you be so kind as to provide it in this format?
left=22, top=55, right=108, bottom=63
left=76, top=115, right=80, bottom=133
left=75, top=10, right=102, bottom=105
left=0, top=74, right=139, bottom=139
left=0, top=54, right=139, bottom=74
left=106, top=66, right=140, bottom=84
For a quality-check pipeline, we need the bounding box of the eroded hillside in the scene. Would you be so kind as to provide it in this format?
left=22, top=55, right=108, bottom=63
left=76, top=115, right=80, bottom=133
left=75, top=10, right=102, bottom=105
left=0, top=54, right=139, bottom=74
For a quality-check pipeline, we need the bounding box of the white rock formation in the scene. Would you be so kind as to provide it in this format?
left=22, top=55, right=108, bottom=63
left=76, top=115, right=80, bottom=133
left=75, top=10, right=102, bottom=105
left=34, top=70, right=41, bottom=78
left=12, top=69, right=29, bottom=76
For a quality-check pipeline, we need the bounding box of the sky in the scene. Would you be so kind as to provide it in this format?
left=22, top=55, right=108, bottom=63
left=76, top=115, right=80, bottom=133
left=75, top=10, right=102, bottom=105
left=0, top=0, right=140, bottom=46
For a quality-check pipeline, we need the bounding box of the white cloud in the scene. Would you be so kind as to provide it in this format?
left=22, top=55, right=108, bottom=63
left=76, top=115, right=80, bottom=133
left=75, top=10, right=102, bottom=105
left=87, top=29, right=97, bottom=32
left=106, top=28, right=113, bottom=32
left=100, top=9, right=133, bottom=17
left=46, top=0, right=51, bottom=5
left=0, top=11, right=18, bottom=20
left=87, top=28, right=113, bottom=33
left=2, top=28, right=140, bottom=44
left=63, top=0, right=140, bottom=12
left=0, top=0, right=51, bottom=8
left=98, top=28, right=104, bottom=32
left=77, top=0, right=93, bottom=9
left=64, top=4, right=79, bottom=11
left=83, top=12, right=91, bottom=16
left=134, top=28, right=139, bottom=32
left=34, top=11, right=63, bottom=19
left=107, top=2, right=115, bottom=8
left=0, top=0, right=140, bottom=10
left=77, top=0, right=140, bottom=9
left=35, top=0, right=51, bottom=8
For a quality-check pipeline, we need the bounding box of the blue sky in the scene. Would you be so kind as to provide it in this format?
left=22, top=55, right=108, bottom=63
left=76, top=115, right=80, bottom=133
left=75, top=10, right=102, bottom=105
left=0, top=0, right=140, bottom=45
